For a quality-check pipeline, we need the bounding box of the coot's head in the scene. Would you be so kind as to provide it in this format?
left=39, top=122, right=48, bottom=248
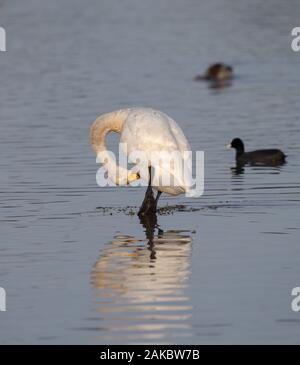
left=208, top=63, right=233, bottom=81
left=226, top=138, right=245, bottom=154
left=195, top=63, right=233, bottom=82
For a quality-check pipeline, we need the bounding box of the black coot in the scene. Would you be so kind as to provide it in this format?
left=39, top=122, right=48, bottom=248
left=195, top=63, right=233, bottom=81
left=227, top=138, right=286, bottom=165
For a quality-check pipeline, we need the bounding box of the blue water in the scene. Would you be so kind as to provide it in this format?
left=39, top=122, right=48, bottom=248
left=0, top=0, right=300, bottom=344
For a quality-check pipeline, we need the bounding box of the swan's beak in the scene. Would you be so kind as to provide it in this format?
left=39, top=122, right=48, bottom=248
left=127, top=172, right=140, bottom=184
left=226, top=143, right=232, bottom=149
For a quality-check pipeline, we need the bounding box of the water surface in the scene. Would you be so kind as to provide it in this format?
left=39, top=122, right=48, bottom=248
left=0, top=0, right=300, bottom=344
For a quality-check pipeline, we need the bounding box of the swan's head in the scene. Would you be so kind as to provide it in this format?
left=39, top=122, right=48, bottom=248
left=116, top=171, right=140, bottom=185
left=127, top=172, right=140, bottom=184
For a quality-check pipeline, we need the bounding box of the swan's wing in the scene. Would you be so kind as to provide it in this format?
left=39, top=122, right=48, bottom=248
left=120, top=108, right=190, bottom=154
left=167, top=117, right=191, bottom=155
left=119, top=108, right=192, bottom=192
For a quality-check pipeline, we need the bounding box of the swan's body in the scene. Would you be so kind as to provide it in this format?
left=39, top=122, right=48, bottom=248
left=90, top=108, right=192, bottom=213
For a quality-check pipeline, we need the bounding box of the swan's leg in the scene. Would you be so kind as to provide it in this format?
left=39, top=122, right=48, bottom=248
left=154, top=191, right=162, bottom=211
left=138, top=166, right=156, bottom=216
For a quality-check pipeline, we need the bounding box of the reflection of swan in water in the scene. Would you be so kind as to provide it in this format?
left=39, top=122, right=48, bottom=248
left=90, top=216, right=193, bottom=343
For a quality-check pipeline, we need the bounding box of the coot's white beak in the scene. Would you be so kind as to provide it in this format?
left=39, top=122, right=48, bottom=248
left=226, top=143, right=232, bottom=149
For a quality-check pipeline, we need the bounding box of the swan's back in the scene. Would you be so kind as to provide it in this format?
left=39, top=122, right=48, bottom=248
left=119, top=108, right=192, bottom=195
left=120, top=108, right=190, bottom=155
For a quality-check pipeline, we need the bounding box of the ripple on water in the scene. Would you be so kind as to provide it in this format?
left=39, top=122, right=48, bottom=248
left=89, top=229, right=194, bottom=343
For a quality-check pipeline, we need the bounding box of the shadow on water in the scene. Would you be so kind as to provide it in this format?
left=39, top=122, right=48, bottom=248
left=90, top=214, right=193, bottom=344
left=230, top=164, right=245, bottom=176
left=230, top=161, right=286, bottom=177
left=209, top=80, right=233, bottom=90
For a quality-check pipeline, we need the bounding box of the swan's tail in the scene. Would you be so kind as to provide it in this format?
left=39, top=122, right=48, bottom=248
left=90, top=108, right=131, bottom=154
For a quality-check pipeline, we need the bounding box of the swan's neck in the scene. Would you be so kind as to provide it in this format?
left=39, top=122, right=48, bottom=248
left=90, top=109, right=129, bottom=153
left=90, top=109, right=138, bottom=185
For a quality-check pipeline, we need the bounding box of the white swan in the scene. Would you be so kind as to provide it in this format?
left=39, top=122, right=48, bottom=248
left=90, top=107, right=192, bottom=215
